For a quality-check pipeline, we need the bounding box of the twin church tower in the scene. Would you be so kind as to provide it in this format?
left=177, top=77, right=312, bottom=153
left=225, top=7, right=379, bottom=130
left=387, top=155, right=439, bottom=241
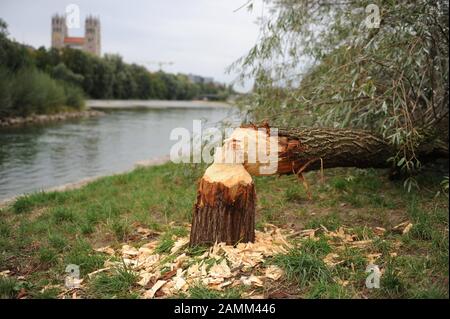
left=51, top=14, right=101, bottom=56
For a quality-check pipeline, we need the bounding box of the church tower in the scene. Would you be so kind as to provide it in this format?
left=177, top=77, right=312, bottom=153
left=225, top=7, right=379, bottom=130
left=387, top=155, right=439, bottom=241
left=84, top=16, right=101, bottom=56
left=51, top=14, right=67, bottom=49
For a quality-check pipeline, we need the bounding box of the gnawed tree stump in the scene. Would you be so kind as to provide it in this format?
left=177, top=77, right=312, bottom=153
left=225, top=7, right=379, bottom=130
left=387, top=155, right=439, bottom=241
left=189, top=163, right=256, bottom=246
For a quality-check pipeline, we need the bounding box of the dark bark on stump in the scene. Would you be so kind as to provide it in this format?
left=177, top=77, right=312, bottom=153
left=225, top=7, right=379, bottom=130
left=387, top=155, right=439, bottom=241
left=189, top=165, right=256, bottom=246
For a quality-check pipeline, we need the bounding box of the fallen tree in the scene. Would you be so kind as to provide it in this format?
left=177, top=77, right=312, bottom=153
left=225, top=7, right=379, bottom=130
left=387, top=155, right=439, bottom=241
left=189, top=124, right=448, bottom=246
left=243, top=125, right=448, bottom=176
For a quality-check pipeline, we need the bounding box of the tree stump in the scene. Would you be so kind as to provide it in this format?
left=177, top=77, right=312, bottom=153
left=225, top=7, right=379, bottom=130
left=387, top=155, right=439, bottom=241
left=189, top=163, right=256, bottom=246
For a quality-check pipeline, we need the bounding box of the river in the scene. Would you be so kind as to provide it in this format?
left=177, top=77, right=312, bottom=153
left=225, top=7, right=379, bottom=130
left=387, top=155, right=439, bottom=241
left=0, top=103, right=242, bottom=201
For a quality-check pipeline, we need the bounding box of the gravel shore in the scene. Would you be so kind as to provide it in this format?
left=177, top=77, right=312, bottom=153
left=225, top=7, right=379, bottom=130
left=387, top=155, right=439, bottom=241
left=0, top=110, right=104, bottom=128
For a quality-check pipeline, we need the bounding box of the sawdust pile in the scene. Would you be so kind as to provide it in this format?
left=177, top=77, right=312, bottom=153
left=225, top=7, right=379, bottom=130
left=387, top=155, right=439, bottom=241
left=94, top=224, right=292, bottom=298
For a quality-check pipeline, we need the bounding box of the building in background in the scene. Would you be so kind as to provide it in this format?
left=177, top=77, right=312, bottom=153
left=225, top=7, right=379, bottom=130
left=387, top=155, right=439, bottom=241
left=187, top=73, right=214, bottom=85
left=51, top=14, right=101, bottom=56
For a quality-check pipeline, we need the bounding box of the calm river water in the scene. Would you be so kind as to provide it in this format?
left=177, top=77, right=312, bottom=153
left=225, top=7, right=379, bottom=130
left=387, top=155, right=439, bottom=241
left=0, top=105, right=241, bottom=201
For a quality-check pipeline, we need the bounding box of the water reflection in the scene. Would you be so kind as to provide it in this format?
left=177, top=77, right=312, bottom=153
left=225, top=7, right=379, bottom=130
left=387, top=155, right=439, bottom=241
left=0, top=106, right=240, bottom=200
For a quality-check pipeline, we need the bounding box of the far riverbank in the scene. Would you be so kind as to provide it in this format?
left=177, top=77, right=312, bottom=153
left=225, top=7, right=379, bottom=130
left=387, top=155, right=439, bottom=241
left=86, top=99, right=233, bottom=109
left=0, top=100, right=235, bottom=128
left=0, top=110, right=104, bottom=128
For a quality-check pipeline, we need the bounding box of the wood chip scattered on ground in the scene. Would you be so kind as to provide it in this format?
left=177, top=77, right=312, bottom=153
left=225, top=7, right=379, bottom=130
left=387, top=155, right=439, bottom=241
left=46, top=221, right=408, bottom=299
left=92, top=224, right=292, bottom=298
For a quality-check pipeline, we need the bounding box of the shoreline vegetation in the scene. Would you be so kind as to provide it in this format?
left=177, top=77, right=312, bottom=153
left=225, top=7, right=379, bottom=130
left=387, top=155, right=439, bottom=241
left=0, top=99, right=234, bottom=128
left=0, top=109, right=104, bottom=128
left=0, top=162, right=447, bottom=299
left=0, top=155, right=170, bottom=208
left=86, top=99, right=233, bottom=109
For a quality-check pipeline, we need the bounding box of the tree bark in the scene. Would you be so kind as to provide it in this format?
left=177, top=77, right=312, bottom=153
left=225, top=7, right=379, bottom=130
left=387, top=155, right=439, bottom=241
left=189, top=163, right=256, bottom=246
left=276, top=127, right=394, bottom=174
left=237, top=125, right=448, bottom=176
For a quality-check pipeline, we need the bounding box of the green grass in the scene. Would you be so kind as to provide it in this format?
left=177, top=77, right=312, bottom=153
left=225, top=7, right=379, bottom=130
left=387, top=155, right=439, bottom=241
left=285, top=185, right=304, bottom=202
left=307, top=281, right=350, bottom=299
left=51, top=207, right=76, bottom=223
left=48, top=233, right=69, bottom=252
left=186, top=285, right=242, bottom=299
left=380, top=263, right=406, bottom=298
left=87, top=266, right=138, bottom=298
left=64, top=239, right=107, bottom=276
left=108, top=218, right=132, bottom=241
left=12, top=193, right=47, bottom=214
left=154, top=226, right=188, bottom=254
left=0, top=162, right=448, bottom=299
left=272, top=249, right=332, bottom=285
left=305, top=212, right=342, bottom=231
left=155, top=237, right=175, bottom=254
left=299, top=237, right=332, bottom=257
left=0, top=277, right=21, bottom=299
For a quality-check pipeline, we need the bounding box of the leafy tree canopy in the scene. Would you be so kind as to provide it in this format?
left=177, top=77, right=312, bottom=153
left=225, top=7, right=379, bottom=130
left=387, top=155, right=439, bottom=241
left=233, top=0, right=449, bottom=177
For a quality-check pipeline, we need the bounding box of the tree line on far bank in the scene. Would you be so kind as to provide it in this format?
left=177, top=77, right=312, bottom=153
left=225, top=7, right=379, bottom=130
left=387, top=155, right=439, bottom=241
left=0, top=18, right=234, bottom=118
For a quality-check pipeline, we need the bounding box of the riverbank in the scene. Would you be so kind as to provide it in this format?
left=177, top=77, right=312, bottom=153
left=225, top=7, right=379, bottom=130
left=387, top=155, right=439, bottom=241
left=0, top=110, right=104, bottom=128
left=0, top=100, right=234, bottom=128
left=0, top=156, right=170, bottom=209
left=86, top=99, right=233, bottom=109
left=0, top=163, right=447, bottom=299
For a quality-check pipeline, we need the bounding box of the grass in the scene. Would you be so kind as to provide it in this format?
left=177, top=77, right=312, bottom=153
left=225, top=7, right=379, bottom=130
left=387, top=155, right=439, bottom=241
left=64, top=240, right=107, bottom=276
left=0, top=161, right=448, bottom=299
left=272, top=249, right=332, bottom=285
left=185, top=285, right=242, bottom=299
left=108, top=218, right=132, bottom=241
left=0, top=277, right=21, bottom=299
left=87, top=266, right=138, bottom=299
left=307, top=281, right=350, bottom=299
left=155, top=237, right=175, bottom=254
left=155, top=226, right=189, bottom=254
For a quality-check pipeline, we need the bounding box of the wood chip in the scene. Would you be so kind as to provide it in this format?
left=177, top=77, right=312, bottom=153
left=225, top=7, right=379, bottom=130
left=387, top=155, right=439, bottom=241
left=170, top=238, right=189, bottom=254
left=240, top=275, right=263, bottom=287
left=209, top=259, right=232, bottom=279
left=323, top=253, right=342, bottom=267
left=402, top=223, right=413, bottom=234
left=121, top=245, right=139, bottom=256
left=393, top=221, right=413, bottom=234
left=373, top=227, right=386, bottom=236
left=95, top=246, right=115, bottom=255
left=265, top=265, right=283, bottom=280
left=144, top=280, right=167, bottom=299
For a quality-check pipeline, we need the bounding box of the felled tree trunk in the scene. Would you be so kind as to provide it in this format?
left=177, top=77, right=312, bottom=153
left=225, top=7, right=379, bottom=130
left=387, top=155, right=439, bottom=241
left=189, top=163, right=256, bottom=246
left=234, top=125, right=448, bottom=176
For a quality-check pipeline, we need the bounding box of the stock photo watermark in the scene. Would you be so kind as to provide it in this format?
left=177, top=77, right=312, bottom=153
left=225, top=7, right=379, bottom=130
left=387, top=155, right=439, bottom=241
left=65, top=264, right=81, bottom=289
left=365, top=4, right=380, bottom=29
left=169, top=120, right=279, bottom=175
left=365, top=264, right=381, bottom=289
left=65, top=4, right=81, bottom=29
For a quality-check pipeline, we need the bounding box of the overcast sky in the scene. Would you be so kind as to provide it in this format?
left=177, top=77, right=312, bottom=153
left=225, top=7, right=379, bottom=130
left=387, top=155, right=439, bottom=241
left=0, top=0, right=265, bottom=91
